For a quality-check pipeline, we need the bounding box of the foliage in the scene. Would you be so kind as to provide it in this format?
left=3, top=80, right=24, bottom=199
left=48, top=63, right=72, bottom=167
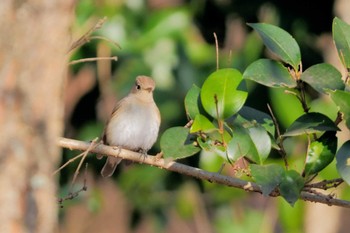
left=160, top=18, right=350, bottom=207
left=64, top=2, right=350, bottom=232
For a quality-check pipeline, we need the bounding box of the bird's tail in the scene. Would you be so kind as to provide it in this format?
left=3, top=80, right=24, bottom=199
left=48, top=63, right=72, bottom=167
left=101, top=156, right=122, bottom=177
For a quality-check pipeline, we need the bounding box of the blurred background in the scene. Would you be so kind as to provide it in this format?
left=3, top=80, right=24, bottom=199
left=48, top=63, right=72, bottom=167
left=59, top=0, right=350, bottom=232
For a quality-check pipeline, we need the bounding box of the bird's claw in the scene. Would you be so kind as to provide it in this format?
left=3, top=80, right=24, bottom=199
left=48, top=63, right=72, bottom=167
left=138, top=149, right=147, bottom=163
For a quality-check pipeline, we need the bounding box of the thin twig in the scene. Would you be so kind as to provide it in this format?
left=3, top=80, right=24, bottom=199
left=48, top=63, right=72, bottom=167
left=57, top=137, right=350, bottom=209
left=214, top=94, right=230, bottom=163
left=334, top=111, right=344, bottom=126
left=68, top=17, right=107, bottom=53
left=58, top=164, right=88, bottom=208
left=69, top=56, right=118, bottom=65
left=296, top=80, right=310, bottom=113
left=305, top=178, right=344, bottom=190
left=184, top=120, right=194, bottom=129
left=69, top=137, right=98, bottom=191
left=267, top=104, right=288, bottom=169
left=56, top=138, right=97, bottom=207
left=53, top=152, right=84, bottom=176
left=267, top=104, right=281, bottom=138
left=213, top=32, right=219, bottom=70
left=89, top=36, right=122, bottom=50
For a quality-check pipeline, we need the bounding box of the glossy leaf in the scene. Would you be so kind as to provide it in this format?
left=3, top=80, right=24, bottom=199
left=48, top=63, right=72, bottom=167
left=239, top=106, right=275, bottom=137
left=247, top=125, right=271, bottom=163
left=332, top=17, right=350, bottom=68
left=329, top=90, right=350, bottom=129
left=303, top=131, right=337, bottom=176
left=336, top=140, right=350, bottom=185
left=227, top=126, right=259, bottom=162
left=248, top=23, right=301, bottom=70
left=243, top=59, right=296, bottom=88
left=300, top=63, right=344, bottom=94
left=284, top=112, right=339, bottom=137
left=280, top=170, right=304, bottom=206
left=227, top=118, right=271, bottom=164
left=160, top=127, right=200, bottom=159
left=184, top=85, right=201, bottom=119
left=250, top=164, right=284, bottom=196
left=190, top=114, right=216, bottom=133
left=201, top=68, right=248, bottom=120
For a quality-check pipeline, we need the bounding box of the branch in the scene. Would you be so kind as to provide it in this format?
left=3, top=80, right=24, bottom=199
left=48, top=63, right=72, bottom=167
left=57, top=137, right=350, bottom=208
left=69, top=56, right=118, bottom=65
left=68, top=17, right=107, bottom=53
left=305, top=178, right=344, bottom=190
left=57, top=163, right=88, bottom=208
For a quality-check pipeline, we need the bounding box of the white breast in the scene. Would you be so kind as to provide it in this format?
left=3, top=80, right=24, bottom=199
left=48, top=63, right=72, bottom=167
left=106, top=101, right=160, bottom=151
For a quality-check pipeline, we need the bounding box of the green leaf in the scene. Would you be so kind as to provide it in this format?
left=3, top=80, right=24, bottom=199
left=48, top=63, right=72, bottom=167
left=336, top=140, right=350, bottom=185
left=160, top=127, right=200, bottom=159
left=197, top=137, right=213, bottom=151
left=300, top=63, right=344, bottom=94
left=269, top=88, right=305, bottom=128
left=201, top=68, right=248, bottom=119
left=184, top=85, right=201, bottom=119
left=190, top=114, right=217, bottom=133
left=238, top=106, right=275, bottom=137
left=329, top=90, right=350, bottom=129
left=303, top=131, right=337, bottom=176
left=243, top=59, right=296, bottom=88
left=194, top=119, right=231, bottom=158
left=280, top=170, right=304, bottom=207
left=247, top=126, right=271, bottom=163
left=332, top=17, right=350, bottom=69
left=284, top=112, right=339, bottom=137
left=227, top=126, right=258, bottom=162
left=248, top=23, right=301, bottom=71
left=250, top=164, right=284, bottom=196
left=227, top=118, right=271, bottom=164
left=197, top=137, right=227, bottom=160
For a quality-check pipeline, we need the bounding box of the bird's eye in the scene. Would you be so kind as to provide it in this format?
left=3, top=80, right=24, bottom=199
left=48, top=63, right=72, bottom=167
left=136, top=84, right=141, bottom=90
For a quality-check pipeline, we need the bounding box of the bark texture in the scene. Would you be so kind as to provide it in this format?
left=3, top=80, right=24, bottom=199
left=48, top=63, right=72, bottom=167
left=0, top=1, right=74, bottom=232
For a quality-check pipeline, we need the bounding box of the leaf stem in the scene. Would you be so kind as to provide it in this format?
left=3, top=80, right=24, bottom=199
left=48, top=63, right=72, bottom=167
left=214, top=94, right=231, bottom=163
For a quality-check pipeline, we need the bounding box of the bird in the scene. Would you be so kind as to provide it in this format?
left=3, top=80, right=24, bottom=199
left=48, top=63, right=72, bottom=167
left=98, top=75, right=161, bottom=177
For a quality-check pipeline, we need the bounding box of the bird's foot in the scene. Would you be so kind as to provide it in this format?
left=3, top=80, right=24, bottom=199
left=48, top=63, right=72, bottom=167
left=138, top=149, right=148, bottom=163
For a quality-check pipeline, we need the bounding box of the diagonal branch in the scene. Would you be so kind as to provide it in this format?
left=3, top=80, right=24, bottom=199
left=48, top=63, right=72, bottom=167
left=57, top=137, right=350, bottom=209
left=67, top=17, right=107, bottom=53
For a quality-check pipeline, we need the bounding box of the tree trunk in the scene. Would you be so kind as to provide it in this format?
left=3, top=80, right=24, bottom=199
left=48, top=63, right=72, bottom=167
left=0, top=1, right=74, bottom=232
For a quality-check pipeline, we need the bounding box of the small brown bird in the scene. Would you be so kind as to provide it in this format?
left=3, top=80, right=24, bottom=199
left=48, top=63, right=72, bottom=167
left=99, top=76, right=161, bottom=177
